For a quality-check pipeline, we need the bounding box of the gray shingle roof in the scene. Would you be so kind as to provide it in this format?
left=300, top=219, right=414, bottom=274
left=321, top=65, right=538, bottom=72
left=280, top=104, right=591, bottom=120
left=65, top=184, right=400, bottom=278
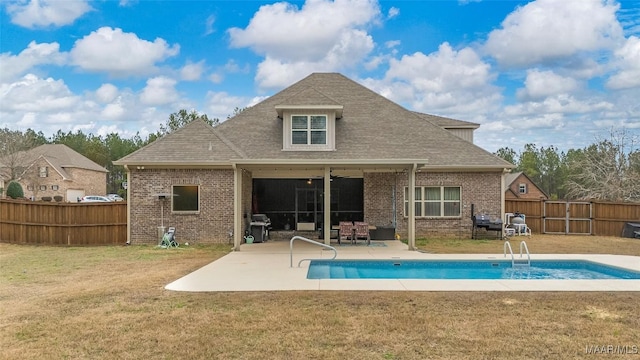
left=114, top=120, right=243, bottom=165
left=116, top=73, right=513, bottom=169
left=412, top=112, right=480, bottom=129
left=3, top=144, right=108, bottom=180
left=503, top=171, right=524, bottom=191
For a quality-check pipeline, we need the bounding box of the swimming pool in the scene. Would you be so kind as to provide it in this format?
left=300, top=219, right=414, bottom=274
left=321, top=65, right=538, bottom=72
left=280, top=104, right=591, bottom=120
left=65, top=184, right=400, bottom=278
left=306, top=259, right=640, bottom=280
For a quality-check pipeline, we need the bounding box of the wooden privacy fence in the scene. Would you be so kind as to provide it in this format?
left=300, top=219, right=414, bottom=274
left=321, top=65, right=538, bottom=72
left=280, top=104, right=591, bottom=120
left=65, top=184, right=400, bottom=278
left=506, top=199, right=640, bottom=237
left=0, top=199, right=127, bottom=245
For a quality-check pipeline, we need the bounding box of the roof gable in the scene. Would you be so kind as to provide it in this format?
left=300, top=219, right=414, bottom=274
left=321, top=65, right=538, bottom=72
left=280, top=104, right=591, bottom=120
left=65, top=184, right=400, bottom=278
left=114, top=119, right=244, bottom=165
left=116, top=73, right=513, bottom=170
left=1, top=144, right=108, bottom=180
left=504, top=171, right=550, bottom=198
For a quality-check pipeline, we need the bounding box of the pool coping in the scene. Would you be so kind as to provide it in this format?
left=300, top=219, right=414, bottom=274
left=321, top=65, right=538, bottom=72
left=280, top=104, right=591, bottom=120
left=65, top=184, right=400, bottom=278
left=165, top=240, right=640, bottom=292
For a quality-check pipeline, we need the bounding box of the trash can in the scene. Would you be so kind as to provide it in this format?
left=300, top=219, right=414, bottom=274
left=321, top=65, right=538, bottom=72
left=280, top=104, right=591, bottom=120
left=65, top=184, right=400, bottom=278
left=251, top=223, right=266, bottom=243
left=249, top=214, right=271, bottom=243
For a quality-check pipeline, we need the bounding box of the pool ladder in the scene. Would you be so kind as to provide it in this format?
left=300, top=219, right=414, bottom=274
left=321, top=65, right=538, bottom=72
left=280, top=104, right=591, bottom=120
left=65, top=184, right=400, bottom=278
left=504, top=240, right=530, bottom=267
left=290, top=236, right=337, bottom=268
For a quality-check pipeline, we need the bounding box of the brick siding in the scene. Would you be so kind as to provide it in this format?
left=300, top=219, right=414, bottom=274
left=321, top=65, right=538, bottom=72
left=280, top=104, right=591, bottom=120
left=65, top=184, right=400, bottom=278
left=364, top=171, right=502, bottom=239
left=16, top=158, right=106, bottom=202
left=129, top=168, right=234, bottom=244
left=129, top=168, right=502, bottom=243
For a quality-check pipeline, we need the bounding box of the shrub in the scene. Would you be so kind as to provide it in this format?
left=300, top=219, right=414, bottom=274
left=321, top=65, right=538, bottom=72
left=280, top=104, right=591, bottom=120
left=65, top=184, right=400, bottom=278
left=6, top=181, right=24, bottom=199
left=42, top=196, right=52, bottom=202
left=54, top=195, right=63, bottom=202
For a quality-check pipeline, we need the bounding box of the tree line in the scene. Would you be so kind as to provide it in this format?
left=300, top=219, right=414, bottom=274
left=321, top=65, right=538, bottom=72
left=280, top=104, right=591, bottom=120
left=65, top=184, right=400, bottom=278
left=494, top=128, right=639, bottom=202
left=0, top=109, right=224, bottom=196
left=2, top=110, right=638, bottom=202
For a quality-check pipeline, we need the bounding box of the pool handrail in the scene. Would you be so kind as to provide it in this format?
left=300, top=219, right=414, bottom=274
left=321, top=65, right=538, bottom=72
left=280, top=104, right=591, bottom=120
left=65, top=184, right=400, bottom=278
left=290, top=236, right=337, bottom=268
left=504, top=241, right=514, bottom=263
left=504, top=240, right=530, bottom=267
left=519, top=240, right=531, bottom=266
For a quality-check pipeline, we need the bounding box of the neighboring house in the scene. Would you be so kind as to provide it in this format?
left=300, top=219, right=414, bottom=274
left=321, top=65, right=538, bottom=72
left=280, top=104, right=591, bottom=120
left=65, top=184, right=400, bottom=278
left=0, top=144, right=108, bottom=202
left=114, top=73, right=513, bottom=249
left=504, top=171, right=549, bottom=200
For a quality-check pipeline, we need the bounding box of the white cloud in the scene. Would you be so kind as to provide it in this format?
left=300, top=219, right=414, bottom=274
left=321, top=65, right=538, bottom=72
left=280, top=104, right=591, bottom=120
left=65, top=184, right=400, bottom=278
left=255, top=29, right=374, bottom=89
left=101, top=102, right=125, bottom=120
left=70, top=27, right=180, bottom=76
left=363, top=43, right=500, bottom=116
left=6, top=0, right=92, bottom=28
left=504, top=94, right=613, bottom=117
left=209, top=73, right=223, bottom=84
left=204, top=14, right=216, bottom=36
left=484, top=0, right=623, bottom=67
left=95, top=84, right=119, bottom=103
left=180, top=60, right=205, bottom=81
left=385, top=40, right=401, bottom=49
left=223, top=59, right=249, bottom=74
left=606, top=36, right=640, bottom=89
left=516, top=69, right=580, bottom=101
left=0, top=74, right=80, bottom=112
left=0, top=41, right=67, bottom=82
left=204, top=91, right=253, bottom=120
left=387, top=7, right=399, bottom=19
left=139, top=76, right=179, bottom=105
left=228, top=0, right=380, bottom=89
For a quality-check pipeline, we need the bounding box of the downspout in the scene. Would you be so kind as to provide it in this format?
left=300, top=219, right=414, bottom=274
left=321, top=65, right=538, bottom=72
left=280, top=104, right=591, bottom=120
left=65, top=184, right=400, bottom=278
left=124, top=165, right=131, bottom=245
left=408, top=163, right=417, bottom=250
left=232, top=164, right=242, bottom=251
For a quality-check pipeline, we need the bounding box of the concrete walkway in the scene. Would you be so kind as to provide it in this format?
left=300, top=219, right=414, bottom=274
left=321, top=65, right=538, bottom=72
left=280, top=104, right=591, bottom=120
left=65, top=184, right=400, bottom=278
left=165, top=240, right=640, bottom=292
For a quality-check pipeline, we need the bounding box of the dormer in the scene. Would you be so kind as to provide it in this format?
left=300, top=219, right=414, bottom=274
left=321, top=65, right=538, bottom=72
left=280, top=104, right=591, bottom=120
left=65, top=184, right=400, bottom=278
left=276, top=88, right=343, bottom=151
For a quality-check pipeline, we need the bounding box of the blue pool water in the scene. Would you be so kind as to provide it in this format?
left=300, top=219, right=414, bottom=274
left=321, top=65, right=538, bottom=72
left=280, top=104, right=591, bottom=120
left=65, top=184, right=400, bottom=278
left=306, top=260, right=640, bottom=280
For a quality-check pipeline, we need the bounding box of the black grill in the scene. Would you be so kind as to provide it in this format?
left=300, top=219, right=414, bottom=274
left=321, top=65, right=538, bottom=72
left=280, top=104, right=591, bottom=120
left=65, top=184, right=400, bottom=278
left=471, top=204, right=503, bottom=239
left=473, top=214, right=503, bottom=231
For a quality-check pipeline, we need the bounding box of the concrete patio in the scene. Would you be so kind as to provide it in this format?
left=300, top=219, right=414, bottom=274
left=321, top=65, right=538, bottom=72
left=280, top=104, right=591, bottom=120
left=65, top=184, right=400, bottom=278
left=165, top=239, right=640, bottom=292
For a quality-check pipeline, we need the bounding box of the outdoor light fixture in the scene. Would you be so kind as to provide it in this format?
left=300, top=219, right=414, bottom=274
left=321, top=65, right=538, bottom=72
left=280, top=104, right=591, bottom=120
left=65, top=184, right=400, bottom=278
left=307, top=179, right=312, bottom=185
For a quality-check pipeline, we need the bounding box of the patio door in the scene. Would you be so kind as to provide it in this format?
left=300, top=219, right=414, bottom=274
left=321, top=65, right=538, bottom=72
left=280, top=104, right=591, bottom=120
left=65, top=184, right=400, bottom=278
left=295, top=188, right=321, bottom=231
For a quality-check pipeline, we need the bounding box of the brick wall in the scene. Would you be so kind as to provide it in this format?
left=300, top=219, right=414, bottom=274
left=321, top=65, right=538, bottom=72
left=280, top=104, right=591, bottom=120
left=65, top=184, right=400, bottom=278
left=64, top=168, right=107, bottom=200
left=17, top=158, right=106, bottom=202
left=364, top=171, right=502, bottom=239
left=129, top=168, right=234, bottom=244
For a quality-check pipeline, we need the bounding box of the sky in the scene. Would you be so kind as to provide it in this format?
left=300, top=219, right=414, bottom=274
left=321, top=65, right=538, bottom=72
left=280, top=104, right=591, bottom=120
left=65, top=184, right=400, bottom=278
left=1, top=0, right=639, bottom=154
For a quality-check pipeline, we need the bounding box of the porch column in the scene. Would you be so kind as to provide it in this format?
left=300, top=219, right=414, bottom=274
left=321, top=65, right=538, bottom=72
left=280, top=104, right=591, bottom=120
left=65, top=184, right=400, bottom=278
left=323, top=166, right=331, bottom=245
left=233, top=165, right=242, bottom=251
left=124, top=165, right=131, bottom=245
left=501, top=169, right=507, bottom=226
left=408, top=163, right=417, bottom=250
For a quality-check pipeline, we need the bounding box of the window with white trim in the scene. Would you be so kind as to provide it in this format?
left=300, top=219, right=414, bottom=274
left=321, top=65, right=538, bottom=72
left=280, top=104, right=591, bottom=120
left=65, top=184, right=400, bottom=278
left=39, top=166, right=48, bottom=178
left=291, top=115, right=327, bottom=145
left=404, top=186, right=461, bottom=217
left=518, top=183, right=527, bottom=194
left=172, top=185, right=199, bottom=213
left=282, top=112, right=336, bottom=151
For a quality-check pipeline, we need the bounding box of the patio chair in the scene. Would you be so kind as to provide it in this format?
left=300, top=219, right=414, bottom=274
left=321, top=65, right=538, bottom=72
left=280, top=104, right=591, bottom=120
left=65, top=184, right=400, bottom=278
left=338, top=221, right=354, bottom=245
left=354, top=222, right=371, bottom=245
